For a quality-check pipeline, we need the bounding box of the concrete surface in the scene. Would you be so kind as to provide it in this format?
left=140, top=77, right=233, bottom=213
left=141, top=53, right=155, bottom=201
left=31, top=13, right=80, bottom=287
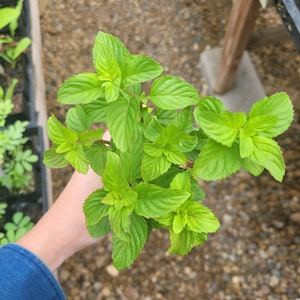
left=200, top=47, right=266, bottom=113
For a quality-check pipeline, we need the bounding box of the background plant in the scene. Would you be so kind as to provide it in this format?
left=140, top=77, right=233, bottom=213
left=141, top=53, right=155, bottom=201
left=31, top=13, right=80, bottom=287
left=0, top=79, right=38, bottom=193
left=44, top=31, right=294, bottom=270
left=0, top=202, right=34, bottom=246
left=0, top=0, right=31, bottom=67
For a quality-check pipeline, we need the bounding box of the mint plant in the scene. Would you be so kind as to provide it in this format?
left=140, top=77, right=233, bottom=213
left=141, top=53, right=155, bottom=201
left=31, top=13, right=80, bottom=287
left=44, top=31, right=294, bottom=270
left=0, top=0, right=31, bottom=67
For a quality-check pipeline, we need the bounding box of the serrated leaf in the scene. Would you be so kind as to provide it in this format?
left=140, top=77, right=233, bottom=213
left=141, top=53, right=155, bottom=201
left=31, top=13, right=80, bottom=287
left=198, top=96, right=226, bottom=113
left=194, top=109, right=246, bottom=146
left=174, top=106, right=194, bottom=131
left=173, top=213, right=187, bottom=234
left=87, top=216, right=111, bottom=238
left=77, top=128, right=104, bottom=148
left=93, top=31, right=130, bottom=69
left=119, top=128, right=144, bottom=183
left=248, top=92, right=294, bottom=138
left=170, top=172, right=191, bottom=192
left=47, top=115, right=78, bottom=144
left=150, top=75, right=200, bottom=110
left=185, top=201, right=220, bottom=233
left=150, top=166, right=182, bottom=188
left=86, top=144, right=107, bottom=176
left=103, top=151, right=130, bottom=192
left=106, top=97, right=140, bottom=152
left=43, top=145, right=68, bottom=169
left=109, top=205, right=133, bottom=241
left=169, top=228, right=207, bottom=255
left=66, top=105, right=92, bottom=132
left=190, top=177, right=206, bottom=201
left=134, top=182, right=190, bottom=218
left=243, top=115, right=278, bottom=136
left=141, top=154, right=171, bottom=182
left=83, top=189, right=109, bottom=225
left=193, top=139, right=242, bottom=181
left=144, top=143, right=163, bottom=157
left=248, top=135, right=285, bottom=181
left=112, top=214, right=148, bottom=270
left=122, top=54, right=163, bottom=86
left=239, top=129, right=254, bottom=158
left=241, top=157, right=264, bottom=176
left=102, top=80, right=120, bottom=103
left=58, top=73, right=103, bottom=104
left=65, top=143, right=89, bottom=174
left=163, top=144, right=186, bottom=165
left=82, top=97, right=108, bottom=123
left=144, top=118, right=163, bottom=141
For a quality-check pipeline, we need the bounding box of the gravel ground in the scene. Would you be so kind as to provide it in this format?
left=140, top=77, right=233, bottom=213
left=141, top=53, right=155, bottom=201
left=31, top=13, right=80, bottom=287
left=40, top=1, right=300, bottom=299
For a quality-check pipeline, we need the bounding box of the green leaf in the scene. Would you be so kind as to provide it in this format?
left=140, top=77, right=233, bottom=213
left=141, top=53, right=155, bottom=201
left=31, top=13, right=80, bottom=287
left=58, top=73, right=103, bottom=104
left=102, top=80, right=121, bottom=103
left=119, top=128, right=144, bottom=183
left=82, top=97, right=108, bottom=123
left=239, top=129, right=255, bottom=158
left=169, top=228, right=207, bottom=255
left=243, top=115, right=278, bottom=136
left=173, top=213, right=187, bottom=234
left=109, top=205, right=133, bottom=241
left=193, top=139, right=242, bottom=181
left=93, top=31, right=130, bottom=70
left=83, top=189, right=109, bottom=225
left=122, top=55, right=163, bottom=86
left=134, top=182, right=190, bottom=218
left=190, top=177, right=206, bottom=201
left=65, top=143, right=89, bottom=174
left=241, top=157, right=264, bottom=176
left=141, top=154, right=171, bottom=182
left=43, top=145, right=68, bottom=168
left=248, top=135, right=285, bottom=181
left=143, top=118, right=163, bottom=141
left=5, top=78, right=18, bottom=100
left=144, top=143, right=163, bottom=157
left=77, top=128, right=104, bottom=148
left=150, top=166, right=182, bottom=188
left=112, top=214, right=148, bottom=270
left=174, top=106, right=194, bottom=131
left=47, top=115, right=78, bottom=144
left=248, top=92, right=294, bottom=138
left=103, top=151, right=130, bottom=192
left=0, top=8, right=19, bottom=29
left=185, top=201, right=220, bottom=233
left=106, top=97, right=140, bottom=152
left=198, top=96, right=226, bottom=113
left=150, top=75, right=200, bottom=110
left=10, top=37, right=31, bottom=59
left=170, top=172, right=191, bottom=192
left=163, top=144, right=186, bottom=165
left=87, top=216, right=111, bottom=238
left=194, top=109, right=246, bottom=146
left=66, top=105, right=92, bottom=132
left=86, top=144, right=107, bottom=176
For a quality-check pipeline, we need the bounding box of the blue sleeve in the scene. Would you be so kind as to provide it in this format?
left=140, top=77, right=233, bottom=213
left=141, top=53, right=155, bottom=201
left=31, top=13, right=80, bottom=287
left=0, top=244, right=65, bottom=300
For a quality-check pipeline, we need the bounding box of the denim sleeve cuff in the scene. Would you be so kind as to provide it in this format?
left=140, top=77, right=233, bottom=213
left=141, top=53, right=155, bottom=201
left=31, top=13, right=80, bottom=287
left=0, top=243, right=65, bottom=300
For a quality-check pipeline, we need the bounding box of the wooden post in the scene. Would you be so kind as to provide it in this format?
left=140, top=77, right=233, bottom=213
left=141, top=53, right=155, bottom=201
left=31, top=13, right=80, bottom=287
left=214, top=0, right=260, bottom=94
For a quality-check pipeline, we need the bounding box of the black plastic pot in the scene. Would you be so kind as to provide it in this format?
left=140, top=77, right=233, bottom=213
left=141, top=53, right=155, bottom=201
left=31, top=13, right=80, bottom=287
left=0, top=125, right=48, bottom=225
left=0, top=0, right=36, bottom=125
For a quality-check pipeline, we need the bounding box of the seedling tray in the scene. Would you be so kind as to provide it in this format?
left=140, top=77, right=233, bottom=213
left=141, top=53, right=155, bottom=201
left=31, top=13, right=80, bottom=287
left=0, top=125, right=48, bottom=224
